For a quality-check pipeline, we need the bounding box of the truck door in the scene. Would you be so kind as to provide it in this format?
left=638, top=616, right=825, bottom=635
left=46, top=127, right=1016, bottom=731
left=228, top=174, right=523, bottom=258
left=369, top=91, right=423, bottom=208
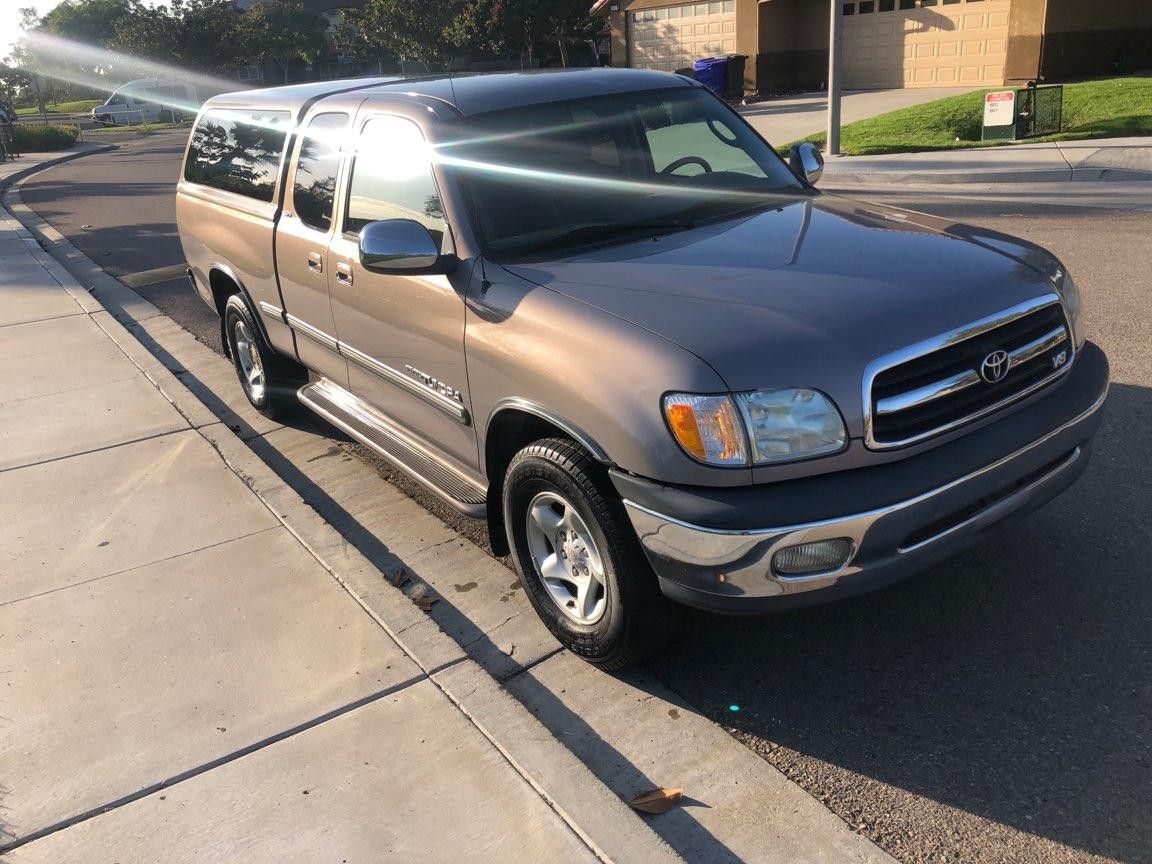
left=275, top=110, right=350, bottom=386
left=327, top=102, right=478, bottom=472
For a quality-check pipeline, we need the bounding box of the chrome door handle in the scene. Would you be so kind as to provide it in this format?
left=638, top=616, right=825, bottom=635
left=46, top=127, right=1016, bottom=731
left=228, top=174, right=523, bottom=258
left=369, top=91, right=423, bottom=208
left=335, top=262, right=353, bottom=285
left=307, top=252, right=323, bottom=273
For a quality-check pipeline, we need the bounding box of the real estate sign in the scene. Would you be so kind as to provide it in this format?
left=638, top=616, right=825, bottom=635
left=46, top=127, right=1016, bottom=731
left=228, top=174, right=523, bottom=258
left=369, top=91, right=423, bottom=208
left=981, top=91, right=1017, bottom=141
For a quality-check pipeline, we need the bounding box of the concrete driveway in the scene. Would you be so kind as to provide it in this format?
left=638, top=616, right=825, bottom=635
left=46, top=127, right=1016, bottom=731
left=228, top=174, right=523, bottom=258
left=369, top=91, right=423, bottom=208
left=740, top=86, right=982, bottom=147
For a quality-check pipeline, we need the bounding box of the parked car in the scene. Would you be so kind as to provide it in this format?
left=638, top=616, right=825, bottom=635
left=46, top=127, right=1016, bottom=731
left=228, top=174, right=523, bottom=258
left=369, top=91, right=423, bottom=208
left=176, top=69, right=1108, bottom=669
left=92, top=79, right=197, bottom=125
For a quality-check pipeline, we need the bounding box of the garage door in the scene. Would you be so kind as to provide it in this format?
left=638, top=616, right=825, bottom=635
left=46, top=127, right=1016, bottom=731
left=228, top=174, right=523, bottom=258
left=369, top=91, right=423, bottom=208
left=842, top=0, right=1012, bottom=88
left=629, top=1, right=737, bottom=73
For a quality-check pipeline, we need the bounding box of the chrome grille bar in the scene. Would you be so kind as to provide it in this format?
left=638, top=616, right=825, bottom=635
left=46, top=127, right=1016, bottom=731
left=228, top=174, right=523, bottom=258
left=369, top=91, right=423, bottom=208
left=876, top=369, right=982, bottom=416
left=876, top=325, right=1068, bottom=417
left=863, top=296, right=1074, bottom=449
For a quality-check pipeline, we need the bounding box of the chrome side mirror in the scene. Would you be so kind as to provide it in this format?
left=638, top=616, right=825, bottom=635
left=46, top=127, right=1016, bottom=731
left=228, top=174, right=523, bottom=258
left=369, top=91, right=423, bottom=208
left=788, top=142, right=824, bottom=186
left=358, top=219, right=445, bottom=273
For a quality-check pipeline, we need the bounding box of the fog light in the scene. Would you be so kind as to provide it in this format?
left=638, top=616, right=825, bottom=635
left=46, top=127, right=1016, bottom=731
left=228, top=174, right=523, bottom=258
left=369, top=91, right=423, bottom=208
left=772, top=538, right=854, bottom=576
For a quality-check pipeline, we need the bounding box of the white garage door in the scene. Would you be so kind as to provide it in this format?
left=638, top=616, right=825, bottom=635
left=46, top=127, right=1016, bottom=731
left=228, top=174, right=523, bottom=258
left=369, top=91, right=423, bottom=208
left=629, top=1, right=737, bottom=73
left=842, top=0, right=1012, bottom=88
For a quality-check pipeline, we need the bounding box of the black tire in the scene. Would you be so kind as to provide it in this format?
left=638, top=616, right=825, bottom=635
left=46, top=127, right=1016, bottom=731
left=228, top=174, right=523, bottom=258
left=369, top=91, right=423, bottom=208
left=222, top=293, right=306, bottom=419
left=503, top=438, right=676, bottom=670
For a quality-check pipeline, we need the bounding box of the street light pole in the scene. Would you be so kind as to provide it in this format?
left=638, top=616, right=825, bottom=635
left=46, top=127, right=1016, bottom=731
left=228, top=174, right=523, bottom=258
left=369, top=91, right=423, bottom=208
left=827, top=0, right=843, bottom=156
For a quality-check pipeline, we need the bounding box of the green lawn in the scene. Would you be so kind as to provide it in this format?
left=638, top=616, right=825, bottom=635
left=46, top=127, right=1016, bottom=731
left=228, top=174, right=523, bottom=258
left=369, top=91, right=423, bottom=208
left=795, top=76, right=1152, bottom=156
left=15, top=99, right=103, bottom=116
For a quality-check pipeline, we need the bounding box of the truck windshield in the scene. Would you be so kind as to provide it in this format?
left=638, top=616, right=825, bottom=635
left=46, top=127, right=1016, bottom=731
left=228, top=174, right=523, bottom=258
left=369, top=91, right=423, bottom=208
left=447, top=87, right=804, bottom=259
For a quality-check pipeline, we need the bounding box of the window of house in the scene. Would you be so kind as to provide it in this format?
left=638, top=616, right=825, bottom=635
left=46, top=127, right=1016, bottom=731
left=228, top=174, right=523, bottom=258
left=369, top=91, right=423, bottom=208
left=879, top=0, right=895, bottom=11
left=843, top=2, right=855, bottom=13
left=183, top=108, right=291, bottom=202
left=344, top=115, right=446, bottom=242
left=859, top=0, right=876, bottom=12
left=292, top=112, right=349, bottom=232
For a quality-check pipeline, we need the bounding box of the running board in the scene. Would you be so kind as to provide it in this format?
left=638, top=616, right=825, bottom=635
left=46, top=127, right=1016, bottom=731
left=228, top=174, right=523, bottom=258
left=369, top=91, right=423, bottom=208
left=298, top=378, right=487, bottom=518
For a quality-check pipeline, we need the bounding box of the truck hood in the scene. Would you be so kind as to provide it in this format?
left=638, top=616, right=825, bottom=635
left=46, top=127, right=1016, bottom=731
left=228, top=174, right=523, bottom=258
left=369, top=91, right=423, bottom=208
left=502, top=194, right=1062, bottom=437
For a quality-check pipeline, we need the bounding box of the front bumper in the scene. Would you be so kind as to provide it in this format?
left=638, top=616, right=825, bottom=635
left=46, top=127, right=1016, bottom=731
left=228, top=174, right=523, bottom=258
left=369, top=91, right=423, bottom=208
left=616, top=341, right=1109, bottom=613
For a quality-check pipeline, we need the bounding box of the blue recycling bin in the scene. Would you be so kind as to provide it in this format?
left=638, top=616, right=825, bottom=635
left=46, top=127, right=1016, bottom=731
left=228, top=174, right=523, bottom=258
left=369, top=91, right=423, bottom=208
left=693, top=56, right=729, bottom=95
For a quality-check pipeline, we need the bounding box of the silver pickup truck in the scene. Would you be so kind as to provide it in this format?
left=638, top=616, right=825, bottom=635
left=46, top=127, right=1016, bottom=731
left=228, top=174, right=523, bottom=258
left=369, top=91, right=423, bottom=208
left=176, top=69, right=1108, bottom=669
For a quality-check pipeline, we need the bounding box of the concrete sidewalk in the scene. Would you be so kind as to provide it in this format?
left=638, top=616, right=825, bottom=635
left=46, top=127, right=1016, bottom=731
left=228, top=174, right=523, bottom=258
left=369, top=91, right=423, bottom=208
left=820, top=137, right=1152, bottom=185
left=740, top=86, right=979, bottom=147
left=0, top=153, right=677, bottom=862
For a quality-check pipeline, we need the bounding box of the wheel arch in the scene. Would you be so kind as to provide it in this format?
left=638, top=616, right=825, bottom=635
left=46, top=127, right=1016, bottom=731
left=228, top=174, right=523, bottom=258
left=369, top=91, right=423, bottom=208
left=482, top=400, right=613, bottom=557
left=208, top=264, right=272, bottom=356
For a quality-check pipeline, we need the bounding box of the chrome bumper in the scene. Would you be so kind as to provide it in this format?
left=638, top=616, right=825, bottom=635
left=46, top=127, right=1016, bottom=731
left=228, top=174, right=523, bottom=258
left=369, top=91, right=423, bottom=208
left=623, top=384, right=1107, bottom=613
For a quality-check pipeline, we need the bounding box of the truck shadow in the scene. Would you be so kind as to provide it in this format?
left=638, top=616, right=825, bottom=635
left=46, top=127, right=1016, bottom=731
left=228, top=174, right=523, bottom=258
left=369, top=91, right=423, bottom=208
left=647, top=381, right=1151, bottom=862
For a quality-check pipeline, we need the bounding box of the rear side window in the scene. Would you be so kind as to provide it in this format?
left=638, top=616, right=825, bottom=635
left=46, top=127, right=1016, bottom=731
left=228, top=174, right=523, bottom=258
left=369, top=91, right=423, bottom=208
left=291, top=112, right=348, bottom=232
left=184, top=108, right=291, bottom=202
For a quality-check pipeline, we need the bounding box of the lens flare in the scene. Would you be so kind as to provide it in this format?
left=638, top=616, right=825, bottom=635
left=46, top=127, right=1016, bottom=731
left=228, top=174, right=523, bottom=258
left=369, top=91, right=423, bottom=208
left=18, top=31, right=249, bottom=116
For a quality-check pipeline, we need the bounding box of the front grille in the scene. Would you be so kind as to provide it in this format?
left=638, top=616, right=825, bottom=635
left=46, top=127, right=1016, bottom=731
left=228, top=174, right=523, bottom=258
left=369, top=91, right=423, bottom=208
left=868, top=300, right=1072, bottom=447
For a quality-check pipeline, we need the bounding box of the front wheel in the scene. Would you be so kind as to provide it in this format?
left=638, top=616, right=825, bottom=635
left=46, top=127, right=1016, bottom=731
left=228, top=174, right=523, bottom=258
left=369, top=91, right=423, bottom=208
left=223, top=294, right=305, bottom=419
left=503, top=438, right=675, bottom=670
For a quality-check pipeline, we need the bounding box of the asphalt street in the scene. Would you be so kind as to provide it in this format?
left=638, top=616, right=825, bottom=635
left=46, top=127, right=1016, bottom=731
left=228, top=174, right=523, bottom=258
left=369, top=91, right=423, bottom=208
left=19, top=133, right=1152, bottom=864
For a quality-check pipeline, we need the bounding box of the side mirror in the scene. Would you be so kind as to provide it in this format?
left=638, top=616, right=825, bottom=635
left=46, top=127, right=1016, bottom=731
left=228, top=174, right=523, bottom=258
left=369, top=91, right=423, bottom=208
left=358, top=219, right=453, bottom=273
left=788, top=142, right=824, bottom=186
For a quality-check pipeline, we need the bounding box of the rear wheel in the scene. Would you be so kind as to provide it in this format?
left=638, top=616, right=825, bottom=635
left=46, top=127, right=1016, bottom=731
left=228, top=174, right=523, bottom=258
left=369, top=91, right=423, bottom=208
left=504, top=438, right=675, bottom=670
left=223, top=294, right=305, bottom=419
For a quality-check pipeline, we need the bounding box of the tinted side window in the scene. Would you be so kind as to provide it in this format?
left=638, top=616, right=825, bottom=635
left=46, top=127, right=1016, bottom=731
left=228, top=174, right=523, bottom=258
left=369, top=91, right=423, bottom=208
left=345, top=115, right=445, bottom=240
left=292, top=112, right=348, bottom=232
left=184, top=109, right=291, bottom=202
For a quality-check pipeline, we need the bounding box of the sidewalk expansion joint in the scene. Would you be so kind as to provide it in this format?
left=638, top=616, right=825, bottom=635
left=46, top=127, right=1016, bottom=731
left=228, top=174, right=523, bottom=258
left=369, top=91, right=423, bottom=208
left=0, top=310, right=86, bottom=329
left=0, top=427, right=190, bottom=475
left=0, top=671, right=431, bottom=856
left=0, top=526, right=281, bottom=609
left=497, top=646, right=566, bottom=685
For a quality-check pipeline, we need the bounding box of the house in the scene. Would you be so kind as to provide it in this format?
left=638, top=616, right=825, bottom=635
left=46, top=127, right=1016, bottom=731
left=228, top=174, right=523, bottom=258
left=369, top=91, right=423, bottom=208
left=592, top=0, right=1152, bottom=93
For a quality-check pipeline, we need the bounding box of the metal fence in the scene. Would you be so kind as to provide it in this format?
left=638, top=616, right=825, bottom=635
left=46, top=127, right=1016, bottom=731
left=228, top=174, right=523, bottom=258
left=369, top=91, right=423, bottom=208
left=1015, top=84, right=1063, bottom=139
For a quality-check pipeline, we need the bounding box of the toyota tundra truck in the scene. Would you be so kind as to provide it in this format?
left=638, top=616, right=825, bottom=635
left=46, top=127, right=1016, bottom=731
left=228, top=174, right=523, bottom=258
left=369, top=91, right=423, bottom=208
left=176, top=69, right=1108, bottom=669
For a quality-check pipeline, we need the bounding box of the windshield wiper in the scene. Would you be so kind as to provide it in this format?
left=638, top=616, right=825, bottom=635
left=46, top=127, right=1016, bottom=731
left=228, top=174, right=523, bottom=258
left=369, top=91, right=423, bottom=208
left=521, top=219, right=697, bottom=254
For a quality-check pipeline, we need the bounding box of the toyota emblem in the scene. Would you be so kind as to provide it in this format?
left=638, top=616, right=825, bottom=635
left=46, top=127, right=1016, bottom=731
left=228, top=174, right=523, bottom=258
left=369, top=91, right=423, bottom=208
left=980, top=349, right=1010, bottom=384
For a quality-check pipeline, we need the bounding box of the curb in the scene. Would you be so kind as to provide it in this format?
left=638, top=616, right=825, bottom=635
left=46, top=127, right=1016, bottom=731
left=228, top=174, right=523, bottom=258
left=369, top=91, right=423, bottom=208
left=0, top=143, right=117, bottom=196
left=3, top=155, right=683, bottom=864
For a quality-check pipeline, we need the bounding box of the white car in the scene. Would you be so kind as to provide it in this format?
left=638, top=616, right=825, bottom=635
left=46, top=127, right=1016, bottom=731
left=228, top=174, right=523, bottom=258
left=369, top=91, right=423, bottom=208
left=92, top=79, right=198, bottom=126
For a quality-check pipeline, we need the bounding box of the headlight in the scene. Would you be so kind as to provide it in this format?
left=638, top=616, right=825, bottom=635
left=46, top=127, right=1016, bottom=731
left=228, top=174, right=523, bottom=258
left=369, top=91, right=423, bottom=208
left=1056, top=269, right=1085, bottom=347
left=663, top=389, right=847, bottom=467
left=735, top=388, right=847, bottom=464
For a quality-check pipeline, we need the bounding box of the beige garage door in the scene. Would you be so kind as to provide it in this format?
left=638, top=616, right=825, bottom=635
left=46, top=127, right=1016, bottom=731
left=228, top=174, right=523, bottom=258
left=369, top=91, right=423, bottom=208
left=629, top=1, right=737, bottom=73
left=842, top=0, right=1012, bottom=88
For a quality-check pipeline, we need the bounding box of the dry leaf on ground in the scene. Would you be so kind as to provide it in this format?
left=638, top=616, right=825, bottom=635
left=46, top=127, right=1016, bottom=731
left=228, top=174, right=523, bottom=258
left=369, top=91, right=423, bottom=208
left=628, top=787, right=684, bottom=814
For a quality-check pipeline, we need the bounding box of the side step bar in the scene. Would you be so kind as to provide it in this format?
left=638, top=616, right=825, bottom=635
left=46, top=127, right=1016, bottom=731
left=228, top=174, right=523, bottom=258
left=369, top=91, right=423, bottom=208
left=298, top=378, right=487, bottom=518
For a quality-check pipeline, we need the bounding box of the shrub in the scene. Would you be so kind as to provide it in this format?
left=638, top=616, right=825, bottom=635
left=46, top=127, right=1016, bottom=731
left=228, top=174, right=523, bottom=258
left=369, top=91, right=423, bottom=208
left=11, top=123, right=82, bottom=152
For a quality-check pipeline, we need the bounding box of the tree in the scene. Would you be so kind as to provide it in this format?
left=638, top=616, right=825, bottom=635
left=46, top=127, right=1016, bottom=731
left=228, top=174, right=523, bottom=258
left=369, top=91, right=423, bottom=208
left=113, top=0, right=245, bottom=78
left=445, top=0, right=605, bottom=68
left=238, top=0, right=327, bottom=85
left=11, top=0, right=143, bottom=102
left=0, top=62, right=31, bottom=101
left=333, top=0, right=466, bottom=70
left=506, top=0, right=605, bottom=68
